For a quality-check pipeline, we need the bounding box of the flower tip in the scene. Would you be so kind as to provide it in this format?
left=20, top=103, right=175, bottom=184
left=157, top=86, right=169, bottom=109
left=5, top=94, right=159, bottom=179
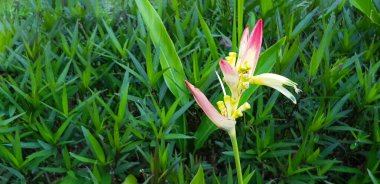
left=257, top=19, right=263, bottom=25
left=219, top=59, right=227, bottom=65
left=255, top=19, right=263, bottom=33
left=184, top=80, right=190, bottom=86
left=243, top=26, right=250, bottom=32
left=294, top=87, right=302, bottom=94
left=220, top=59, right=232, bottom=68
left=185, top=80, right=194, bottom=91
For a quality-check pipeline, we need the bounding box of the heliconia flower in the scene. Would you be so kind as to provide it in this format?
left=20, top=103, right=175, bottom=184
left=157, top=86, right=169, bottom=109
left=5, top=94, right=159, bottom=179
left=185, top=81, right=236, bottom=131
left=221, top=19, right=300, bottom=104
left=186, top=19, right=300, bottom=132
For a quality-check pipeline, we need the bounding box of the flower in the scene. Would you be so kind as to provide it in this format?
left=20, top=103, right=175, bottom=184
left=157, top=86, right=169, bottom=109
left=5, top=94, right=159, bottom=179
left=186, top=19, right=300, bottom=131
left=221, top=19, right=300, bottom=104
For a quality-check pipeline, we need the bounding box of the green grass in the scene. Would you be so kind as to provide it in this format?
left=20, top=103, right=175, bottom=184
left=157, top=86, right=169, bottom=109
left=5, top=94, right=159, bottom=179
left=0, top=0, right=379, bottom=183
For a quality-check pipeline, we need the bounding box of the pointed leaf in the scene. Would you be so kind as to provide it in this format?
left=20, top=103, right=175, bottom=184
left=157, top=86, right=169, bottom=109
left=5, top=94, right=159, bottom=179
left=135, top=0, right=187, bottom=103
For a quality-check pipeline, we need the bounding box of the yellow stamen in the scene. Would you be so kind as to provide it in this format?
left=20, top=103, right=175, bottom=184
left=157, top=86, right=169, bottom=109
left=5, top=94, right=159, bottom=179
left=223, top=95, right=231, bottom=117
left=244, top=63, right=251, bottom=70
left=238, top=65, right=245, bottom=73
left=225, top=56, right=233, bottom=64
left=238, top=63, right=251, bottom=73
left=230, top=97, right=237, bottom=107
left=241, top=74, right=250, bottom=81
left=224, top=95, right=231, bottom=103
left=224, top=52, right=237, bottom=67
left=241, top=82, right=249, bottom=90
left=232, top=110, right=243, bottom=119
left=217, top=101, right=225, bottom=110
left=225, top=52, right=237, bottom=66
left=217, top=101, right=227, bottom=116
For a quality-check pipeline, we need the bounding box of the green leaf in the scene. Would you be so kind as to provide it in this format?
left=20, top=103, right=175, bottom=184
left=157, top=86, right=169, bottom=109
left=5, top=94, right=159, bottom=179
left=145, top=37, right=155, bottom=85
left=135, top=0, right=187, bottom=103
left=367, top=168, right=380, bottom=184
left=190, top=165, right=205, bottom=184
left=40, top=167, right=66, bottom=173
left=309, top=15, right=334, bottom=77
left=330, top=166, right=362, bottom=174
left=0, top=163, right=25, bottom=181
left=350, top=0, right=380, bottom=26
left=81, top=126, right=105, bottom=164
left=54, top=116, right=74, bottom=143
left=237, top=0, right=244, bottom=42
left=243, top=169, right=255, bottom=184
left=307, top=148, right=320, bottom=162
left=13, top=130, right=23, bottom=166
left=325, top=94, right=350, bottom=125
left=0, top=144, right=19, bottom=167
left=194, top=116, right=218, bottom=151
left=69, top=152, right=97, bottom=164
left=163, top=133, right=194, bottom=140
left=117, top=69, right=130, bottom=123
left=102, top=19, right=125, bottom=57
left=0, top=113, right=24, bottom=126
left=260, top=0, right=273, bottom=17
left=196, top=6, right=218, bottom=60
left=291, top=8, right=318, bottom=39
left=62, top=85, right=68, bottom=116
left=63, top=146, right=71, bottom=170
left=123, top=174, right=138, bottom=184
left=23, top=149, right=53, bottom=166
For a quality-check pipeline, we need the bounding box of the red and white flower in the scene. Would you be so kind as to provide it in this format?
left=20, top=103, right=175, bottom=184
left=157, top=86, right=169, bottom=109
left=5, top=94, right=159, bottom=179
left=186, top=19, right=300, bottom=131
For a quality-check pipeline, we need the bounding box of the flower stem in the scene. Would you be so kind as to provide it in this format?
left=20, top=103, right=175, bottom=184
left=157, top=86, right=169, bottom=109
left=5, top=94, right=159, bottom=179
left=228, top=127, right=243, bottom=184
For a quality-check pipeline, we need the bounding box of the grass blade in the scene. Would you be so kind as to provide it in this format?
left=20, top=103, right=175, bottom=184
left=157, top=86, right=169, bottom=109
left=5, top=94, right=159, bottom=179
left=81, top=126, right=105, bottom=164
left=350, top=0, right=380, bottom=26
left=196, top=6, right=218, bottom=61
left=190, top=165, right=205, bottom=184
left=309, top=15, right=334, bottom=77
left=135, top=0, right=187, bottom=103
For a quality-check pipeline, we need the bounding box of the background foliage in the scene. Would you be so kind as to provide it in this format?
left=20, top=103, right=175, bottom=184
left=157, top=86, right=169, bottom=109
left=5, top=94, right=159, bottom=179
left=0, top=0, right=379, bottom=183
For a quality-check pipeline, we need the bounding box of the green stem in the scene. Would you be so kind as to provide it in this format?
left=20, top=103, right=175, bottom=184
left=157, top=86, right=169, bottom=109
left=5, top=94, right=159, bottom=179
left=228, top=127, right=243, bottom=184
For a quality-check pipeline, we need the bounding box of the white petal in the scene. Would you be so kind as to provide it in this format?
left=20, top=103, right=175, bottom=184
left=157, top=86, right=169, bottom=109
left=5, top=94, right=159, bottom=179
left=270, top=85, right=297, bottom=104
left=251, top=73, right=299, bottom=104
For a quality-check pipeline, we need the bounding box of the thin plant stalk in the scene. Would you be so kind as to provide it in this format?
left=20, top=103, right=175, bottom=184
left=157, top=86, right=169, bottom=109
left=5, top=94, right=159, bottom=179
left=228, top=127, right=243, bottom=184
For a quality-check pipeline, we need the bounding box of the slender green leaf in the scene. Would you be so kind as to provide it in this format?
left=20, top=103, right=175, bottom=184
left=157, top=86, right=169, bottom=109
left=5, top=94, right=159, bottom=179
left=350, top=0, right=380, bottom=26
left=81, top=126, right=105, bottom=164
left=196, top=6, right=218, bottom=60
left=135, top=0, right=187, bottom=103
left=190, top=165, right=205, bottom=184
left=309, top=15, right=334, bottom=77
left=69, top=152, right=97, bottom=164
left=0, top=113, right=24, bottom=126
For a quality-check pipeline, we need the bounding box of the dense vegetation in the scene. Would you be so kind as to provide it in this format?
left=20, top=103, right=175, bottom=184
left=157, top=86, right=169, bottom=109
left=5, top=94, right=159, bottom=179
left=0, top=0, right=379, bottom=183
